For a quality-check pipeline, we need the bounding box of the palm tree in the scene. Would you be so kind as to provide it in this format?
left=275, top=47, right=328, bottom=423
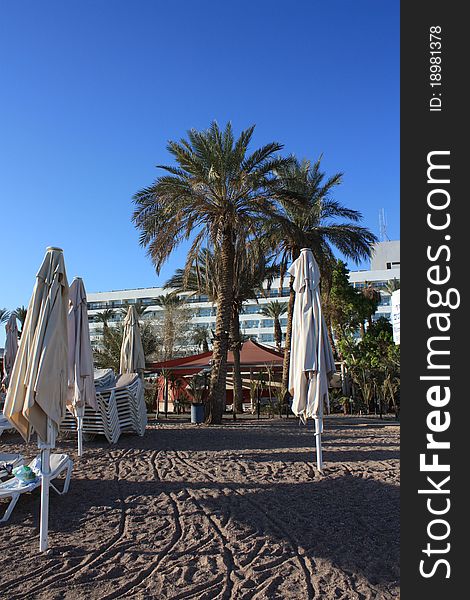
left=154, top=293, right=186, bottom=360
left=119, top=300, right=149, bottom=319
left=362, top=282, right=381, bottom=329
left=133, top=122, right=291, bottom=424
left=93, top=324, right=122, bottom=371
left=154, top=293, right=184, bottom=310
left=165, top=245, right=277, bottom=413
left=385, top=278, right=400, bottom=294
left=94, top=308, right=116, bottom=329
left=267, top=157, right=377, bottom=394
left=0, top=308, right=9, bottom=325
left=260, top=301, right=288, bottom=350
left=93, top=320, right=158, bottom=372
left=192, top=326, right=210, bottom=352
left=13, top=306, right=27, bottom=337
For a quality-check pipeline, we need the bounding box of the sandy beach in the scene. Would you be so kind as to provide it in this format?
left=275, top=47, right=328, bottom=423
left=0, top=417, right=399, bottom=599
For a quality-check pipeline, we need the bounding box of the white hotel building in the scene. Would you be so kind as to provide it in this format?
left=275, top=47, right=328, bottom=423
left=87, top=282, right=291, bottom=350
left=87, top=241, right=400, bottom=350
left=348, top=240, right=400, bottom=323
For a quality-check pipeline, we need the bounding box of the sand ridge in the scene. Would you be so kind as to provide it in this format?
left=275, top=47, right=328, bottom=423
left=0, top=417, right=399, bottom=599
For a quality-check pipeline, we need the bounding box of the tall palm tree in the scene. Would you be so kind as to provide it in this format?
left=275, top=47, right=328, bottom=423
left=260, top=301, right=288, bottom=350
left=165, top=245, right=277, bottom=413
left=267, top=157, right=377, bottom=394
left=133, top=121, right=291, bottom=423
left=0, top=308, right=9, bottom=325
left=13, top=306, right=27, bottom=337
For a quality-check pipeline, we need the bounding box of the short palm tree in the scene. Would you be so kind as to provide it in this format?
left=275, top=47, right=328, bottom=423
left=133, top=121, right=291, bottom=424
left=385, top=278, right=400, bottom=294
left=267, top=157, right=377, bottom=393
left=165, top=245, right=277, bottom=413
left=154, top=293, right=185, bottom=360
left=362, top=282, right=381, bottom=328
left=192, top=326, right=211, bottom=353
left=94, top=308, right=115, bottom=329
left=260, top=301, right=288, bottom=350
left=93, top=320, right=158, bottom=372
left=13, top=306, right=27, bottom=337
left=154, top=293, right=184, bottom=311
left=119, top=300, right=149, bottom=319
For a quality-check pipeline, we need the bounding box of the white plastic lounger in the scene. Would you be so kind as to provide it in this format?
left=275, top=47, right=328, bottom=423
left=0, top=453, right=73, bottom=523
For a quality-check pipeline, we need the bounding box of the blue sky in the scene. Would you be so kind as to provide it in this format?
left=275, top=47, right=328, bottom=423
left=0, top=1, right=399, bottom=345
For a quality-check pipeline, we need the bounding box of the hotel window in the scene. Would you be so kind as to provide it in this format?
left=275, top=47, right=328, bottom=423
left=242, top=320, right=260, bottom=329
left=260, top=333, right=275, bottom=342
left=196, top=307, right=216, bottom=317
left=242, top=305, right=261, bottom=314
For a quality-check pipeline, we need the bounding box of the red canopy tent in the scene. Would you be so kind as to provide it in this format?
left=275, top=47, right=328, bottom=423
left=147, top=339, right=284, bottom=375
left=147, top=340, right=284, bottom=408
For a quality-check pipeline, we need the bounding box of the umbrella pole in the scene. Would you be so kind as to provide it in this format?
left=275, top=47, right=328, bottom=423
left=39, top=418, right=55, bottom=552
left=314, top=417, right=323, bottom=471
left=39, top=446, right=51, bottom=551
left=77, top=415, right=83, bottom=457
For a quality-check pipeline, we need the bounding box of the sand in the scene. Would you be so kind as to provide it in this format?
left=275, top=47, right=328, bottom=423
left=0, top=416, right=399, bottom=599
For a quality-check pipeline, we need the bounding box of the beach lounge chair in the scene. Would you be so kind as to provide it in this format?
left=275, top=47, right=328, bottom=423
left=0, top=453, right=73, bottom=523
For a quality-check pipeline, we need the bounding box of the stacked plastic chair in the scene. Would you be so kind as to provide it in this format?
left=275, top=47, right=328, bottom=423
left=93, top=368, right=116, bottom=389
left=113, top=374, right=147, bottom=437
left=61, top=370, right=147, bottom=444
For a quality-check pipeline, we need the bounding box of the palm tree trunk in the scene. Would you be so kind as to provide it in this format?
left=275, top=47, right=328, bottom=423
left=281, top=274, right=295, bottom=396
left=206, top=231, right=234, bottom=424
left=326, top=316, right=337, bottom=359
left=230, top=307, right=244, bottom=414
left=274, top=318, right=282, bottom=350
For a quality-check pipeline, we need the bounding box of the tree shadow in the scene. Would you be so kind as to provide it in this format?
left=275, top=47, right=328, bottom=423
left=198, top=475, right=400, bottom=587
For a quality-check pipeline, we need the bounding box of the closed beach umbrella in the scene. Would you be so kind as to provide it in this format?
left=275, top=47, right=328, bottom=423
left=120, top=305, right=145, bottom=376
left=2, top=314, right=19, bottom=387
left=3, top=246, right=69, bottom=550
left=67, top=277, right=97, bottom=456
left=288, top=248, right=335, bottom=470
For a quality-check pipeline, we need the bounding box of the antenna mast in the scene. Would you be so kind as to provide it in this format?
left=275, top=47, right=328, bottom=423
left=379, top=209, right=389, bottom=242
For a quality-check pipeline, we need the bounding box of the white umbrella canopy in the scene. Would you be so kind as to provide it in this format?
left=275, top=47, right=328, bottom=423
left=2, top=313, right=19, bottom=387
left=120, top=305, right=145, bottom=376
left=67, top=277, right=97, bottom=456
left=3, top=246, right=69, bottom=551
left=4, top=247, right=69, bottom=442
left=288, top=248, right=335, bottom=469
